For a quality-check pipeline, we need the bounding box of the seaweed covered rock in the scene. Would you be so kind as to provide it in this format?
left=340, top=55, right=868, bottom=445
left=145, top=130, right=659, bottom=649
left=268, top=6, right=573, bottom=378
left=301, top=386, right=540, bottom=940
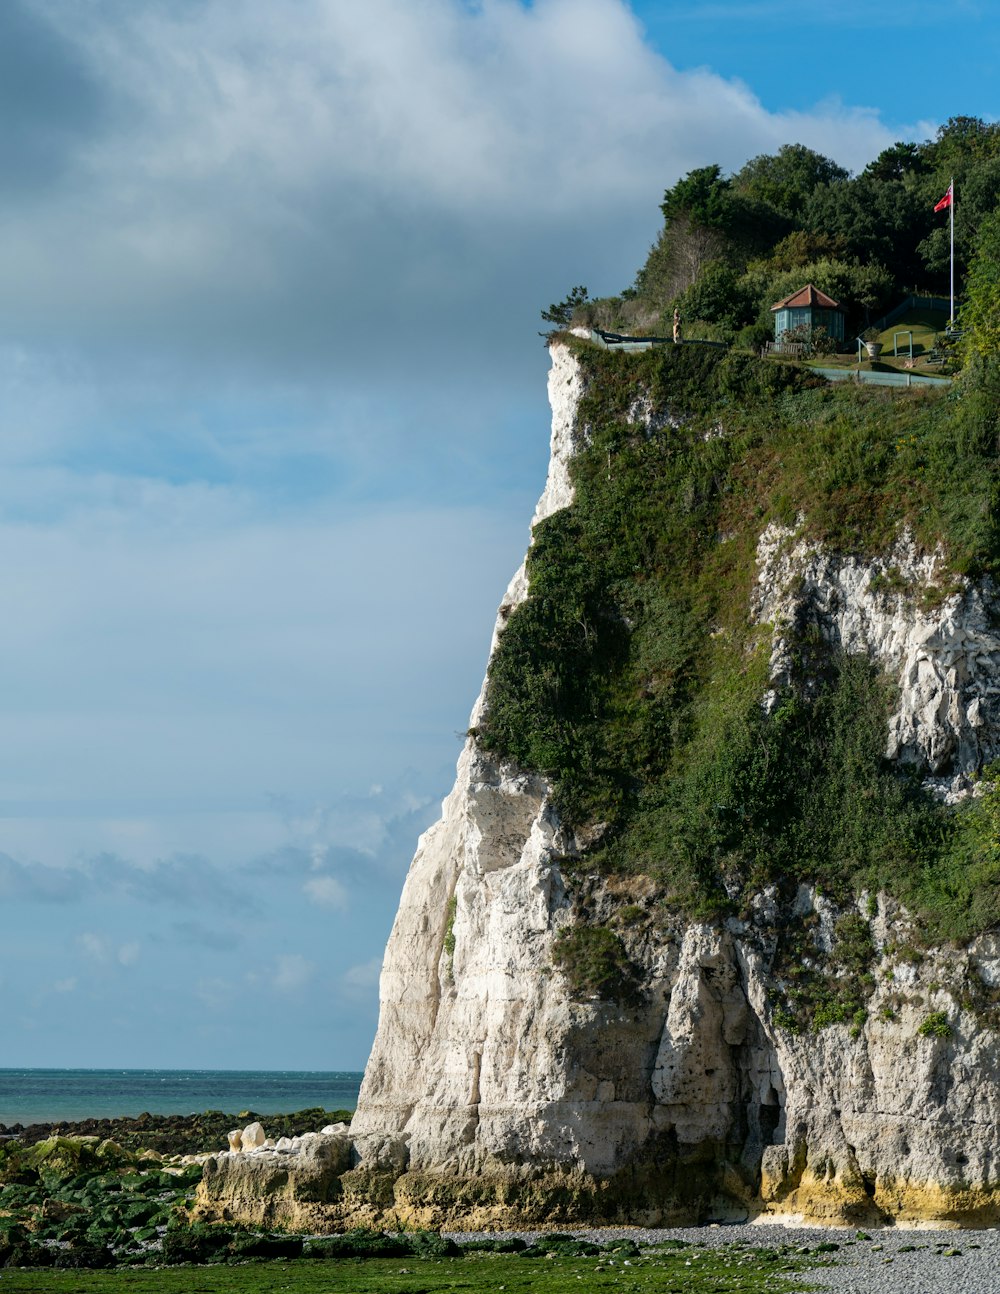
left=0, top=1136, right=138, bottom=1188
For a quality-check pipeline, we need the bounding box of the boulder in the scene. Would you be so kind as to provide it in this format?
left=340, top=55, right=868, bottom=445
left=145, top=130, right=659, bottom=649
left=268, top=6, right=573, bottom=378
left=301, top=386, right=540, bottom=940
left=20, top=1136, right=135, bottom=1183
left=241, top=1122, right=266, bottom=1150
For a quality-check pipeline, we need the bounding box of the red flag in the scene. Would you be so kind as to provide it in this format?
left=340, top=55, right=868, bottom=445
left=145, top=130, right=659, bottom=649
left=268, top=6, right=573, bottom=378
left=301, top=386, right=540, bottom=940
left=934, top=185, right=953, bottom=212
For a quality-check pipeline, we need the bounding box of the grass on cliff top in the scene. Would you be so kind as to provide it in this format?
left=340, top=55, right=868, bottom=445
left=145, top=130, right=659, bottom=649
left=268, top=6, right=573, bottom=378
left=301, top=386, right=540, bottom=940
left=478, top=342, right=1000, bottom=941
left=0, top=1244, right=821, bottom=1294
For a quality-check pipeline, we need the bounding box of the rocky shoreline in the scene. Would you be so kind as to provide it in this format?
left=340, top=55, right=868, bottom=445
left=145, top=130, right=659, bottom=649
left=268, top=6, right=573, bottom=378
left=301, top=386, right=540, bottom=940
left=3, top=1108, right=1000, bottom=1287
left=0, top=1107, right=356, bottom=1269
left=0, top=1106, right=352, bottom=1157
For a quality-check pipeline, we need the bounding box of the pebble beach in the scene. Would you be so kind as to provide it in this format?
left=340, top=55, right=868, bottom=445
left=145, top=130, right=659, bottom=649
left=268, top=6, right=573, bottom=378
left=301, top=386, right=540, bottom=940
left=445, top=1223, right=1000, bottom=1294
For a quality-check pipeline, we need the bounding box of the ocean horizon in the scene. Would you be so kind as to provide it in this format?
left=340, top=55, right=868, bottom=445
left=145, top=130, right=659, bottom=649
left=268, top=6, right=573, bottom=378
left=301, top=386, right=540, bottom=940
left=0, top=1068, right=364, bottom=1128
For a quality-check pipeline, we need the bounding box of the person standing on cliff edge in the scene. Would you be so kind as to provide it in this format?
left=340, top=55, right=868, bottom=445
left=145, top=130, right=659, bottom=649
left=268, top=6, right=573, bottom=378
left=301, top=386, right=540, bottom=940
left=673, top=308, right=682, bottom=344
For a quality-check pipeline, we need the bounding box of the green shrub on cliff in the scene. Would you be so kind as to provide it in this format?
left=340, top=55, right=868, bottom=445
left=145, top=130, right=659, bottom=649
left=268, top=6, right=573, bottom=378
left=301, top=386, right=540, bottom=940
left=551, top=926, right=638, bottom=1001
left=917, top=1011, right=952, bottom=1039
left=479, top=341, right=1000, bottom=939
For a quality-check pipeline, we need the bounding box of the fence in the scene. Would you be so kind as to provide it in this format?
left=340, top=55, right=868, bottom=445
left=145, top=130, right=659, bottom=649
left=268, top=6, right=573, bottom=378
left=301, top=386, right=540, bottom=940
left=588, top=329, right=729, bottom=353
left=811, top=366, right=951, bottom=389
left=868, top=294, right=951, bottom=334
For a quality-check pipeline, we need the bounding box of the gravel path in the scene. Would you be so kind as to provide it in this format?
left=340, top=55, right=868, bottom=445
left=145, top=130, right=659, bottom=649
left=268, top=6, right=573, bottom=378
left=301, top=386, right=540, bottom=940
left=444, top=1222, right=1000, bottom=1293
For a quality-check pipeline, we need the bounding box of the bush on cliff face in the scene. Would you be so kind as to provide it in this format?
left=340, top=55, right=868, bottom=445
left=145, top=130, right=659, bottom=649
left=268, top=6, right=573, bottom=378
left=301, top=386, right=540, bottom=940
left=551, top=926, right=638, bottom=1001
left=905, top=764, right=1000, bottom=940
left=917, top=1010, right=952, bottom=1039
left=479, top=341, right=1000, bottom=940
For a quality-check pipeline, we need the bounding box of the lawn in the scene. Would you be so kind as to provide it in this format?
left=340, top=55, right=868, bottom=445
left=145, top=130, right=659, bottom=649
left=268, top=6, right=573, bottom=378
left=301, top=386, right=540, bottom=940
left=791, top=306, right=952, bottom=376
left=874, top=305, right=950, bottom=358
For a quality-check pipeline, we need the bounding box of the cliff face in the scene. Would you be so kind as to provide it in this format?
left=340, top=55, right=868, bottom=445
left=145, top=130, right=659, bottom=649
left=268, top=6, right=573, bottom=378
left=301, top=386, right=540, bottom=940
left=755, top=524, right=1000, bottom=796
left=197, top=340, right=1000, bottom=1231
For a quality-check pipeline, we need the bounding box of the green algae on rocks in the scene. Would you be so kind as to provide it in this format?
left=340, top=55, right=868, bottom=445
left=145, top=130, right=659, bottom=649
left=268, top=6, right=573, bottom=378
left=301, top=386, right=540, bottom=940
left=0, top=1238, right=821, bottom=1293
left=0, top=1112, right=350, bottom=1271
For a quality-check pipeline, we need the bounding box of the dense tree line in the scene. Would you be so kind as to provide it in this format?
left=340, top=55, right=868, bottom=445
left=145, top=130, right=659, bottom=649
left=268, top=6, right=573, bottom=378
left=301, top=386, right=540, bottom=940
left=573, top=117, right=1000, bottom=354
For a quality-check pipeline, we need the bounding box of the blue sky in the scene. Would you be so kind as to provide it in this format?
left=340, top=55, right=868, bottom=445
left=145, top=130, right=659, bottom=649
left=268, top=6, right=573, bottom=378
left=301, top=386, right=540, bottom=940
left=631, top=1, right=998, bottom=124
left=0, top=0, right=994, bottom=1076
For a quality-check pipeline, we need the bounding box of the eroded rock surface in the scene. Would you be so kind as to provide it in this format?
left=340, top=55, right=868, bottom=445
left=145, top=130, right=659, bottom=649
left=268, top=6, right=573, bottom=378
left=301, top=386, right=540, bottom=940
left=198, top=1130, right=354, bottom=1229
left=755, top=524, right=1000, bottom=796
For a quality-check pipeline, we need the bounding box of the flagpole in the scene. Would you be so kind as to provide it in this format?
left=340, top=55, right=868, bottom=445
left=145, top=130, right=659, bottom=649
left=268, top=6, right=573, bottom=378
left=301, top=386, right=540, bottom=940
left=950, top=176, right=955, bottom=328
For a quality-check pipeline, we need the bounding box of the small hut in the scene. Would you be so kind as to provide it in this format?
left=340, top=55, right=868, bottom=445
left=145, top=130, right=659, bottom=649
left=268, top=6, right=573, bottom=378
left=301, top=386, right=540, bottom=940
left=770, top=284, right=845, bottom=347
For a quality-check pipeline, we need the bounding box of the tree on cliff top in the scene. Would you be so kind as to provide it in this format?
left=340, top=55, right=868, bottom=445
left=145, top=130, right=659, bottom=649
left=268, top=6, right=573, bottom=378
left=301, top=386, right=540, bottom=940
left=733, top=143, right=848, bottom=222
left=963, top=206, right=1000, bottom=361
left=540, top=285, right=589, bottom=331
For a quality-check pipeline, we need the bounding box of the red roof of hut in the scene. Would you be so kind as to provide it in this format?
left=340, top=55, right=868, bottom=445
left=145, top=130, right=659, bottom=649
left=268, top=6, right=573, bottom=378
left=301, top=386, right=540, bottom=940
left=770, top=284, right=843, bottom=312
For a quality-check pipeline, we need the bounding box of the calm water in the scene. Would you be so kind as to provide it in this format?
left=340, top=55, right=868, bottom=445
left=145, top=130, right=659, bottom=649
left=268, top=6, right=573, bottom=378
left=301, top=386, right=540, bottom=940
left=0, top=1069, right=363, bottom=1128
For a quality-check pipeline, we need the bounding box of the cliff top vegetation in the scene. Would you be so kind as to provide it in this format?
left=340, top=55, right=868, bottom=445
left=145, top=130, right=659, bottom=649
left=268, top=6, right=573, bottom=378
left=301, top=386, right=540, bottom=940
left=481, top=124, right=1000, bottom=949
left=544, top=117, right=1000, bottom=351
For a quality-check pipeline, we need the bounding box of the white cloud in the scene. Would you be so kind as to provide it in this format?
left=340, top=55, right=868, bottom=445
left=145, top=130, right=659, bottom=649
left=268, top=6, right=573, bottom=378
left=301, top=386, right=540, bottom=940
left=78, top=932, right=142, bottom=967
left=341, top=956, right=382, bottom=1003
left=0, top=497, right=515, bottom=858
left=303, top=875, right=348, bottom=909
left=52, top=977, right=77, bottom=993
left=0, top=0, right=908, bottom=387
left=343, top=958, right=381, bottom=990
left=196, top=976, right=235, bottom=1010
left=272, top=953, right=313, bottom=992
left=78, top=932, right=109, bottom=963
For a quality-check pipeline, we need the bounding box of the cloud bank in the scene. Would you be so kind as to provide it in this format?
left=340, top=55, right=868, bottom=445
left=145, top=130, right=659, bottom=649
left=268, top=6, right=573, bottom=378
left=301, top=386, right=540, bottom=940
left=2, top=0, right=904, bottom=386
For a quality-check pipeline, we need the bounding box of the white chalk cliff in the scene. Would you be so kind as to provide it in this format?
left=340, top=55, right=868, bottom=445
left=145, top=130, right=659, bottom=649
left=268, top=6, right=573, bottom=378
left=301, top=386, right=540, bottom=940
left=197, top=340, right=1000, bottom=1232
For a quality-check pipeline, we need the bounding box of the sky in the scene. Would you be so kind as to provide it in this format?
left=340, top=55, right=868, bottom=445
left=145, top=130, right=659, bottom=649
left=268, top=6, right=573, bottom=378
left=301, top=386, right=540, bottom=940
left=1, top=0, right=996, bottom=1074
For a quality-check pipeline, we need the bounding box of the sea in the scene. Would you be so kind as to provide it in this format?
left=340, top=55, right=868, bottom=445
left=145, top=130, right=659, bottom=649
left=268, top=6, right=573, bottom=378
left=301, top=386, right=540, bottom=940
left=0, top=1069, right=364, bottom=1129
